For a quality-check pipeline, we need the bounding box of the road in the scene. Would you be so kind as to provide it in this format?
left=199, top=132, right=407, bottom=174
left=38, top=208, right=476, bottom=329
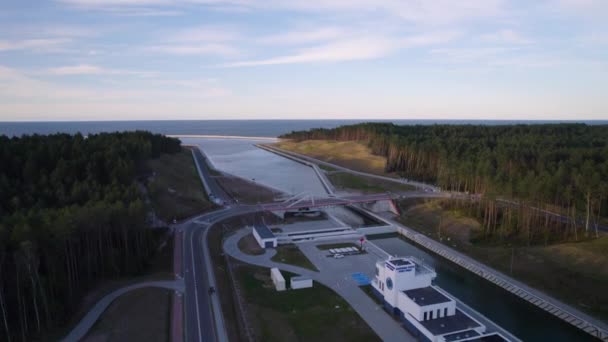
left=189, top=146, right=233, bottom=204
left=183, top=145, right=254, bottom=342
left=182, top=207, right=250, bottom=342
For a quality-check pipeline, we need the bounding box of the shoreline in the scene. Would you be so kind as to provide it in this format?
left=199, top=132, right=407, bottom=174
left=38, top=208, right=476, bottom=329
left=169, top=134, right=280, bottom=141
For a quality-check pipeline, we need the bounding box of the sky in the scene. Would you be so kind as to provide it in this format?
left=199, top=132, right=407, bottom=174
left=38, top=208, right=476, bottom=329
left=0, top=0, right=607, bottom=121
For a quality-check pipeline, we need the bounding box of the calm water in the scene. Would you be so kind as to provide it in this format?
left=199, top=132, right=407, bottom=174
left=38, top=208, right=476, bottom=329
left=2, top=119, right=608, bottom=137
left=180, top=137, right=328, bottom=196
left=372, top=237, right=597, bottom=342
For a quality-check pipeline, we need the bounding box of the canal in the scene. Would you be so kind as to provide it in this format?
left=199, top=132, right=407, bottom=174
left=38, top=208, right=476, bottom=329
left=371, top=236, right=598, bottom=341
left=186, top=137, right=598, bottom=341
left=180, top=137, right=328, bottom=196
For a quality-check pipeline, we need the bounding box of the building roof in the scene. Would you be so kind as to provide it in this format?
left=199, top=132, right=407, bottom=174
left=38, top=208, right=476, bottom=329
left=291, top=276, right=311, bottom=281
left=254, top=223, right=275, bottom=239
left=442, top=329, right=480, bottom=342
left=389, top=258, right=412, bottom=267
left=403, top=286, right=451, bottom=306
left=459, top=333, right=509, bottom=342
left=419, top=309, right=481, bottom=336
left=270, top=267, right=285, bottom=281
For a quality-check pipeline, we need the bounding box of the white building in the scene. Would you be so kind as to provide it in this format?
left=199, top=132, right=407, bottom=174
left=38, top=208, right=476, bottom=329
left=252, top=223, right=277, bottom=248
left=270, top=267, right=285, bottom=291
left=372, top=257, right=510, bottom=342
left=290, top=276, right=313, bottom=290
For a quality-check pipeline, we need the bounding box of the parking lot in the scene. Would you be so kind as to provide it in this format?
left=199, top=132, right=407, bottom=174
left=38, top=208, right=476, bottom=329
left=296, top=237, right=391, bottom=289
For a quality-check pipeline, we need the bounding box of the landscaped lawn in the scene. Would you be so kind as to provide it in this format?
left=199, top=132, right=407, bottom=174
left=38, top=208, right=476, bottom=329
left=271, top=244, right=318, bottom=271
left=328, top=172, right=416, bottom=193
left=238, top=265, right=380, bottom=342
left=276, top=140, right=388, bottom=175
left=82, top=288, right=171, bottom=342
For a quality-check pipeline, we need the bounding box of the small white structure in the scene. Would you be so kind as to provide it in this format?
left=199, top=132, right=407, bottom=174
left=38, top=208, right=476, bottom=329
left=290, top=276, right=313, bottom=290
left=270, top=267, right=286, bottom=291
left=252, top=223, right=277, bottom=248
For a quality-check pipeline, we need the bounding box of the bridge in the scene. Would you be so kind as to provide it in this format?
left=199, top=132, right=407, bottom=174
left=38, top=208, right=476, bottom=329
left=260, top=192, right=397, bottom=211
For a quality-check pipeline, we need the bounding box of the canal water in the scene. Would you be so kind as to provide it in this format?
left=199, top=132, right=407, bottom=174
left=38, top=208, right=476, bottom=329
left=184, top=137, right=598, bottom=341
left=180, top=137, right=328, bottom=196
left=371, top=237, right=598, bottom=342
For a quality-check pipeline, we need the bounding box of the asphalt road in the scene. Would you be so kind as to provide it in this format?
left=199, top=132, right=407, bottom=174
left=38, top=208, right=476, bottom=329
left=190, top=146, right=233, bottom=204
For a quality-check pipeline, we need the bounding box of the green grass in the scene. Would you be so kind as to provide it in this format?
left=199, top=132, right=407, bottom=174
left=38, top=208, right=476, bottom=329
left=271, top=244, right=318, bottom=271
left=276, top=140, right=388, bottom=175
left=83, top=288, right=171, bottom=342
left=396, top=198, right=608, bottom=321
left=328, top=173, right=416, bottom=193
left=238, top=266, right=380, bottom=342
left=238, top=234, right=265, bottom=255
left=145, top=148, right=215, bottom=221
left=319, top=164, right=338, bottom=171
left=316, top=242, right=359, bottom=250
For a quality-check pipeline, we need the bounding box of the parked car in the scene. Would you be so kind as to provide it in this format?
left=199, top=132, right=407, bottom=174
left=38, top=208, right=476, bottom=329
left=333, top=253, right=344, bottom=259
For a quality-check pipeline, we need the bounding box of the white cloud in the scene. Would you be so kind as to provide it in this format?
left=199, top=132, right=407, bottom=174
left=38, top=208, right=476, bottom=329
left=58, top=0, right=506, bottom=25
left=147, top=43, right=239, bottom=56
left=224, top=31, right=460, bottom=67
left=0, top=65, right=229, bottom=105
left=170, top=26, right=240, bottom=42
left=45, top=64, right=158, bottom=77
left=258, top=27, right=345, bottom=45
left=222, top=37, right=399, bottom=67
left=0, top=38, right=70, bottom=52
left=480, top=29, right=532, bottom=44
left=431, top=47, right=517, bottom=63
left=47, top=64, right=104, bottom=75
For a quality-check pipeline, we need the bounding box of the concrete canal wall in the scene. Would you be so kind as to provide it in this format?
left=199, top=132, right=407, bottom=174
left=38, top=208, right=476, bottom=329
left=395, top=225, right=608, bottom=341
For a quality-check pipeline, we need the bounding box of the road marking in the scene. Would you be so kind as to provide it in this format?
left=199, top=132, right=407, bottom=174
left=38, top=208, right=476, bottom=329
left=189, top=227, right=204, bottom=341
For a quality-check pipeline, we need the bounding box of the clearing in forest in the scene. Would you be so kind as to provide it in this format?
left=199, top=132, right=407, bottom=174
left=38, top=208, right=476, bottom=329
left=276, top=140, right=388, bottom=175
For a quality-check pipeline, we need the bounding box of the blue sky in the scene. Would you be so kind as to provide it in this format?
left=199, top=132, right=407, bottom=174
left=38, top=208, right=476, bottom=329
left=0, top=0, right=607, bottom=121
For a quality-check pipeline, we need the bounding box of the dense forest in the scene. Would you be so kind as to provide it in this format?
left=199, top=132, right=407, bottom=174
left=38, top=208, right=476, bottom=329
left=0, top=131, right=181, bottom=341
left=282, top=123, right=608, bottom=244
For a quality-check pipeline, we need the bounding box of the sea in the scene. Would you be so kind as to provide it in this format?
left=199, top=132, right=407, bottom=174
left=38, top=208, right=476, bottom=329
left=1, top=119, right=607, bottom=137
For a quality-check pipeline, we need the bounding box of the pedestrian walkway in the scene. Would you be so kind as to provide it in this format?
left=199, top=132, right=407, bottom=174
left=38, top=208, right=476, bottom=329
left=62, top=280, right=184, bottom=342
left=223, top=228, right=415, bottom=342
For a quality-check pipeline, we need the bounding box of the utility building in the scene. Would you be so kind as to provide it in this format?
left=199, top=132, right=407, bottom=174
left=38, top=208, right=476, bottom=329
left=270, top=268, right=286, bottom=291
left=252, top=223, right=277, bottom=248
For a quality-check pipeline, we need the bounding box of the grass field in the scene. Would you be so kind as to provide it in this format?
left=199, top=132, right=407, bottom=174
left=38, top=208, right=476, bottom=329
left=238, top=234, right=265, bottom=255
left=271, top=244, right=318, bottom=271
left=397, top=198, right=608, bottom=321
left=328, top=172, right=416, bottom=193
left=238, top=265, right=380, bottom=342
left=55, top=234, right=174, bottom=341
left=82, top=288, right=171, bottom=342
left=276, top=140, right=388, bottom=175
left=145, top=148, right=214, bottom=221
